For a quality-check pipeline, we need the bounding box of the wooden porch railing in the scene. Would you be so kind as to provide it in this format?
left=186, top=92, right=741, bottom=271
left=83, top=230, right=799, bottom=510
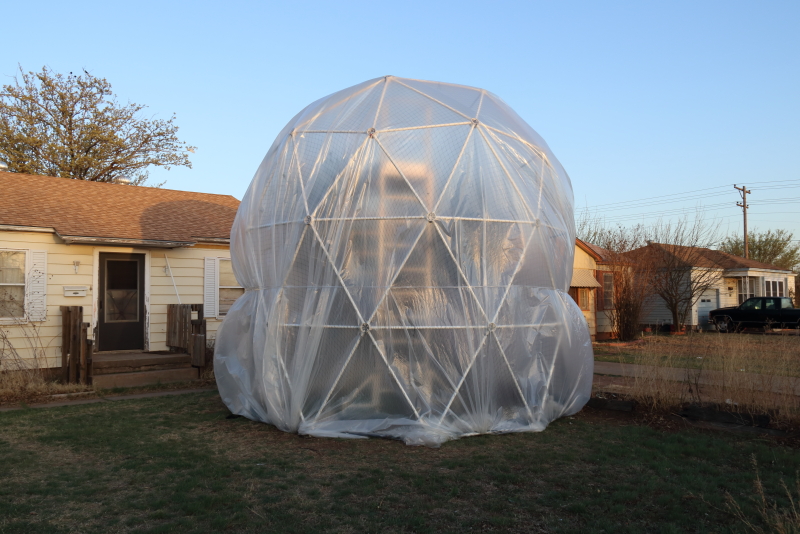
left=60, top=306, right=93, bottom=385
left=167, top=304, right=207, bottom=368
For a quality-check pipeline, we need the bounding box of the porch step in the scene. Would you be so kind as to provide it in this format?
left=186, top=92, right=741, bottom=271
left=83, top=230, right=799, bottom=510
left=92, top=352, right=192, bottom=376
left=92, top=367, right=199, bottom=389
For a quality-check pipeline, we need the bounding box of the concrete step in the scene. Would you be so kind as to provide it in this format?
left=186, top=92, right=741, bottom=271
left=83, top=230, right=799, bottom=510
left=92, top=367, right=199, bottom=389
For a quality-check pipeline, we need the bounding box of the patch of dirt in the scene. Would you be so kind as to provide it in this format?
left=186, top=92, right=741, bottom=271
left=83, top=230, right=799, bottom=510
left=0, top=378, right=218, bottom=408
left=577, top=391, right=800, bottom=448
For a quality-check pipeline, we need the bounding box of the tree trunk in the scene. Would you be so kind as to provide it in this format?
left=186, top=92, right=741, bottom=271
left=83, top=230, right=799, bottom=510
left=671, top=308, right=681, bottom=331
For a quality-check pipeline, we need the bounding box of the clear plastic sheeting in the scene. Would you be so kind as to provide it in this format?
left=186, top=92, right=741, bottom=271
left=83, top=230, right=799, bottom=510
left=215, top=76, right=593, bottom=446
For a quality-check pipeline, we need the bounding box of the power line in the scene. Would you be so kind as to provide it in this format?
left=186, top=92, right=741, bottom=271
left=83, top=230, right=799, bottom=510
left=578, top=180, right=800, bottom=212
left=577, top=185, right=729, bottom=210
left=594, top=210, right=799, bottom=225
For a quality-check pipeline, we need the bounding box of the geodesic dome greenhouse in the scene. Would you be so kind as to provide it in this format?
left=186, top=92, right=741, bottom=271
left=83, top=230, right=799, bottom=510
left=214, top=76, right=593, bottom=446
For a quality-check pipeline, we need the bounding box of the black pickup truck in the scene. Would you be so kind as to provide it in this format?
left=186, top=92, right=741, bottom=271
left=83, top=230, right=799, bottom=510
left=709, top=297, right=800, bottom=332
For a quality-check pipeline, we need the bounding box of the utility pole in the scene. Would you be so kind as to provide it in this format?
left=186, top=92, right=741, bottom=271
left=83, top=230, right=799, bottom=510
left=734, top=184, right=751, bottom=259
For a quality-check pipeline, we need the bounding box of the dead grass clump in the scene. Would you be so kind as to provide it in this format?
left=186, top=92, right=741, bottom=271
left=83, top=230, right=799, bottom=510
left=724, top=455, right=800, bottom=534
left=0, top=369, right=90, bottom=403
left=629, top=332, right=800, bottom=423
left=200, top=338, right=216, bottom=381
left=0, top=322, right=91, bottom=403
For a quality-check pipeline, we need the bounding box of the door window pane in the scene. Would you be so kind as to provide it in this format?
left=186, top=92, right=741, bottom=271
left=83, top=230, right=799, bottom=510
left=105, top=260, right=138, bottom=323
left=738, top=277, right=756, bottom=304
left=107, top=261, right=138, bottom=290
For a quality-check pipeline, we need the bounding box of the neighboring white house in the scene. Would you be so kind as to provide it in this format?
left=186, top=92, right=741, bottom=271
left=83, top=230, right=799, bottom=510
left=635, top=243, right=796, bottom=330
left=0, top=171, right=242, bottom=369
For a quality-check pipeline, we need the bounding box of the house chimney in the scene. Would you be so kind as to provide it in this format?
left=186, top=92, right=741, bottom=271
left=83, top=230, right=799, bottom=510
left=116, top=177, right=131, bottom=185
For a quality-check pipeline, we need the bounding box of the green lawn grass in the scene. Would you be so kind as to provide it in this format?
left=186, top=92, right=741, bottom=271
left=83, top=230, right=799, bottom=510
left=0, top=391, right=798, bottom=533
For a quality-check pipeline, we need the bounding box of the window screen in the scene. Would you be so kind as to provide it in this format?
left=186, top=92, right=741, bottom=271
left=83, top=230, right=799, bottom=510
left=603, top=273, right=614, bottom=310
left=579, top=288, right=590, bottom=311
left=0, top=250, right=26, bottom=318
left=219, top=259, right=244, bottom=316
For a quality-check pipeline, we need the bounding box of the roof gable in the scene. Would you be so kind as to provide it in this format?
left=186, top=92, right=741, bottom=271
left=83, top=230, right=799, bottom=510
left=575, top=238, right=603, bottom=261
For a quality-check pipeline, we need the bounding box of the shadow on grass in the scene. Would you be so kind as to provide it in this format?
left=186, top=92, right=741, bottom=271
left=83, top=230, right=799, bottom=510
left=0, top=391, right=797, bottom=533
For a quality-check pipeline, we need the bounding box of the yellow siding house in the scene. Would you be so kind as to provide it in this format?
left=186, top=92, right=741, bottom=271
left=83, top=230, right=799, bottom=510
left=569, top=239, right=602, bottom=340
left=0, top=172, right=241, bottom=370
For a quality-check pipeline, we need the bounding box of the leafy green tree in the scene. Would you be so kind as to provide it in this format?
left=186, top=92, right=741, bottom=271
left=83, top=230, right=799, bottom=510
left=0, top=66, right=194, bottom=186
left=719, top=229, right=800, bottom=271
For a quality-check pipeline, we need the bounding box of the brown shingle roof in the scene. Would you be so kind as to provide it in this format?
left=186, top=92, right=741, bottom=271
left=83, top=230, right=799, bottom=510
left=633, top=242, right=791, bottom=272
left=0, top=171, right=240, bottom=244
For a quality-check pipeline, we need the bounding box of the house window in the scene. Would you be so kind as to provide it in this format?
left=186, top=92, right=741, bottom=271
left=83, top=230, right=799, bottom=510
left=218, top=259, right=244, bottom=316
left=0, top=250, right=26, bottom=318
left=568, top=287, right=591, bottom=311
left=578, top=288, right=590, bottom=311
left=737, top=277, right=757, bottom=304
left=603, top=273, right=614, bottom=309
left=765, top=280, right=785, bottom=297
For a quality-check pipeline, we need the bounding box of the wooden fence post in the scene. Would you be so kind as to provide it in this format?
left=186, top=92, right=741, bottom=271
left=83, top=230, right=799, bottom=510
left=85, top=339, right=94, bottom=386
left=61, top=306, right=70, bottom=383
left=166, top=303, right=208, bottom=369
left=68, top=306, right=80, bottom=384
left=79, top=322, right=88, bottom=385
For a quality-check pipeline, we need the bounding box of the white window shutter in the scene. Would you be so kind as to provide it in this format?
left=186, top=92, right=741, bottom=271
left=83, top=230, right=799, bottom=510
left=203, top=257, right=218, bottom=318
left=27, top=250, right=47, bottom=322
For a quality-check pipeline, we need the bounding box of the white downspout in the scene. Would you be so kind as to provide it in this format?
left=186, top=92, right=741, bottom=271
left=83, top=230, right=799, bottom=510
left=164, top=254, right=181, bottom=304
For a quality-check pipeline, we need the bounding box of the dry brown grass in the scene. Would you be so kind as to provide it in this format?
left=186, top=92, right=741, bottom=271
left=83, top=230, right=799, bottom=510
left=0, top=321, right=91, bottom=403
left=627, top=332, right=800, bottom=422
left=0, top=370, right=93, bottom=404
left=723, top=455, right=800, bottom=534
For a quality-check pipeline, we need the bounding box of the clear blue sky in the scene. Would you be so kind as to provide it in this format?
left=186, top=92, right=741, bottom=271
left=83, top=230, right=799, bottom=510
left=5, top=0, right=799, bottom=240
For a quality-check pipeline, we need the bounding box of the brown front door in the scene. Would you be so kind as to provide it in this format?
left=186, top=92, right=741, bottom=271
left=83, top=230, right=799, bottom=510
left=98, top=253, right=145, bottom=351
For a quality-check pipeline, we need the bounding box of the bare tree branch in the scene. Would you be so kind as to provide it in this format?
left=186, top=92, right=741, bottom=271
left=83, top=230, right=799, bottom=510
left=0, top=65, right=195, bottom=186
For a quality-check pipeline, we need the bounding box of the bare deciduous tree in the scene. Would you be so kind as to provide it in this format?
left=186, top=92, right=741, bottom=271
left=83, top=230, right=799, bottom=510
left=0, top=65, right=195, bottom=186
left=582, top=222, right=655, bottom=341
left=607, top=234, right=655, bottom=341
left=632, top=216, right=722, bottom=330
